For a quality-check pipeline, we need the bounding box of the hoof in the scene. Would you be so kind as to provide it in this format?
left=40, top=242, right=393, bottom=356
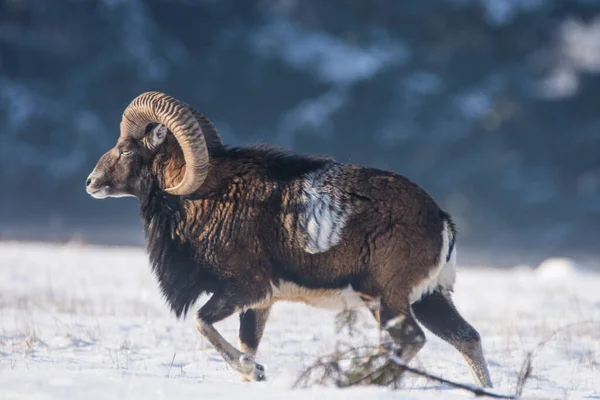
left=239, top=354, right=266, bottom=382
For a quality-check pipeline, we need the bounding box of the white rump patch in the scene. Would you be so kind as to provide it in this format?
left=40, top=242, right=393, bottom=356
left=409, top=220, right=457, bottom=304
left=300, top=164, right=350, bottom=254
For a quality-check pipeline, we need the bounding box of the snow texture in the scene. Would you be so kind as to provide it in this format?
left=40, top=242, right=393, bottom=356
left=0, top=242, right=598, bottom=399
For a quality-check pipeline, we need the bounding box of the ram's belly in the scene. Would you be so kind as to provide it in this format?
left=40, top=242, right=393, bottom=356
left=270, top=280, right=365, bottom=310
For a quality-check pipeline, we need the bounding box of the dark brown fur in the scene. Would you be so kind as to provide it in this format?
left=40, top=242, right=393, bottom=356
left=87, top=125, right=491, bottom=386
left=141, top=136, right=445, bottom=319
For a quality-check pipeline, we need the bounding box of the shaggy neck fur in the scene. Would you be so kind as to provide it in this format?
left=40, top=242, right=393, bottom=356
left=138, top=138, right=218, bottom=318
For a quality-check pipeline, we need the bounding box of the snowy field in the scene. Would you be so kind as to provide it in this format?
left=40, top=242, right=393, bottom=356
left=0, top=242, right=598, bottom=399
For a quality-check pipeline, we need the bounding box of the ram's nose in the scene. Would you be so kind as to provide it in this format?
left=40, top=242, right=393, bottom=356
left=85, top=173, right=102, bottom=196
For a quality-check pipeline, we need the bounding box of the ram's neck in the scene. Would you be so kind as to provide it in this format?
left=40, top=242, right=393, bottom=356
left=138, top=184, right=218, bottom=319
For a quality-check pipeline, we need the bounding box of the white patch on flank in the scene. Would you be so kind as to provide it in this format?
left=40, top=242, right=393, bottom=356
left=409, top=220, right=457, bottom=304
left=268, top=280, right=365, bottom=310
left=300, top=165, right=350, bottom=254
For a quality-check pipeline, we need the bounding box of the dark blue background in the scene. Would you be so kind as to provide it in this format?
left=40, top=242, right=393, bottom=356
left=1, top=0, right=599, bottom=268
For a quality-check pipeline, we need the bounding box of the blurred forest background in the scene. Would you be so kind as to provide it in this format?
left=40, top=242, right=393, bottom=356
left=1, top=0, right=599, bottom=267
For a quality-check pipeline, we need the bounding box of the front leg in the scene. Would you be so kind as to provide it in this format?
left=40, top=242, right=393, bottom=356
left=238, top=307, right=271, bottom=381
left=196, top=289, right=267, bottom=382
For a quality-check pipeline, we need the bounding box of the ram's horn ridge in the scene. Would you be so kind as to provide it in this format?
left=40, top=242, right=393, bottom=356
left=120, top=91, right=210, bottom=195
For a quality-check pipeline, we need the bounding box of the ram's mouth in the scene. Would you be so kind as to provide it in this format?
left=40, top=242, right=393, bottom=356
left=87, top=186, right=110, bottom=199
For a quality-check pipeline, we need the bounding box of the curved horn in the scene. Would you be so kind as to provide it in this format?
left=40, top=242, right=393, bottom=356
left=184, top=103, right=223, bottom=151
left=120, top=91, right=209, bottom=196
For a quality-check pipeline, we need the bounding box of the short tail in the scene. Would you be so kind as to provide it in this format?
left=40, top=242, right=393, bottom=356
left=440, top=211, right=457, bottom=263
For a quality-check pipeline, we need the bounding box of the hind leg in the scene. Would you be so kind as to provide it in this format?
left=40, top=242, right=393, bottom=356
left=377, top=295, right=426, bottom=366
left=412, top=288, right=493, bottom=387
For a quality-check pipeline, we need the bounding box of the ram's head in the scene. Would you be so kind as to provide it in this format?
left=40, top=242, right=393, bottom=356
left=86, top=92, right=221, bottom=199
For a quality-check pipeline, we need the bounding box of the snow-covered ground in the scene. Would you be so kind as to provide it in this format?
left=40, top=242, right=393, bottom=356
left=0, top=242, right=598, bottom=399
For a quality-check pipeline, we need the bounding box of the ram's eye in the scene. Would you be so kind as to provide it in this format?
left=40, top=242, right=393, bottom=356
left=121, top=150, right=133, bottom=156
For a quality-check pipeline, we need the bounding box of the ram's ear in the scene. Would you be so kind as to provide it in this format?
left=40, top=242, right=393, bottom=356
left=148, top=124, right=168, bottom=150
